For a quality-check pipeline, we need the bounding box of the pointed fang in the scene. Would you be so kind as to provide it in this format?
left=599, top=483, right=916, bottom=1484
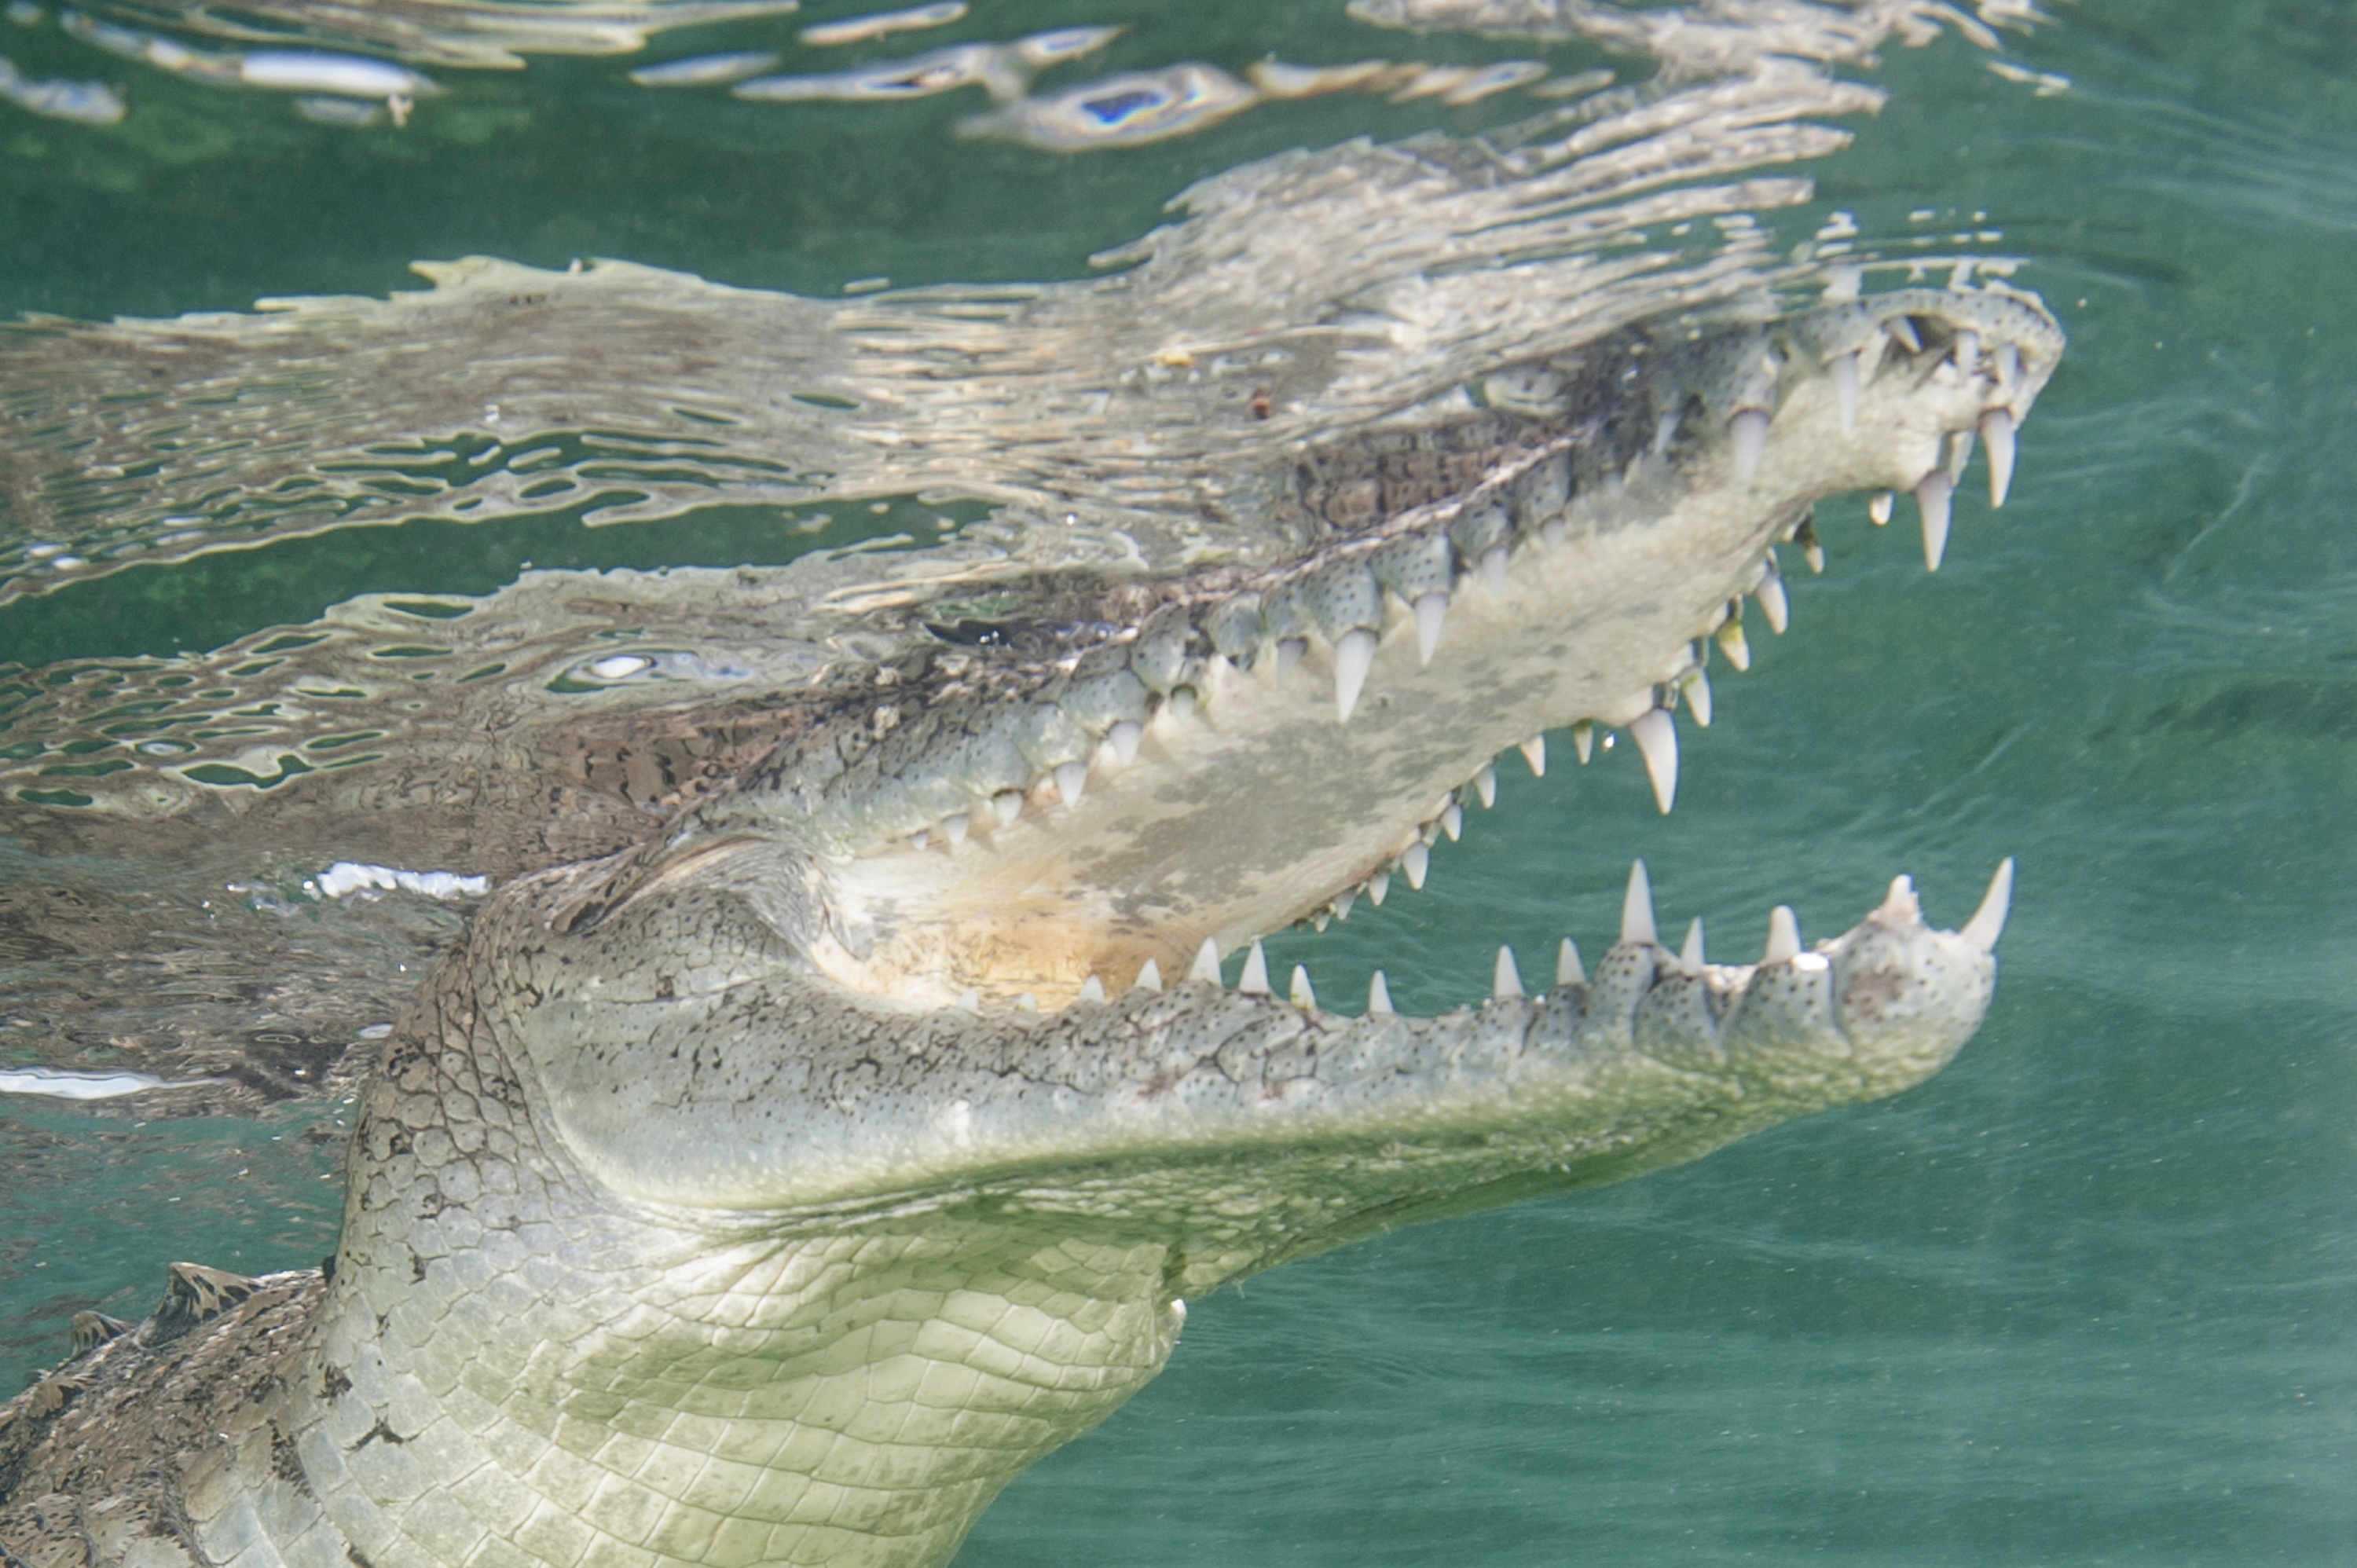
left=1333, top=887, right=1355, bottom=920
left=1875, top=874, right=1923, bottom=925
left=1621, top=861, right=1658, bottom=946
left=1916, top=472, right=1954, bottom=571
left=1367, top=971, right=1394, bottom=1015
left=1829, top=351, right=1860, bottom=434
left=1754, top=559, right=1789, bottom=634
left=1441, top=801, right=1463, bottom=841
left=1629, top=708, right=1678, bottom=814
left=1333, top=628, right=1377, bottom=724
left=1572, top=720, right=1595, bottom=764
left=1716, top=616, right=1751, bottom=672
left=1054, top=760, right=1088, bottom=808
left=1482, top=545, right=1510, bottom=597
left=1289, top=965, right=1317, bottom=1010
left=1680, top=918, right=1705, bottom=969
left=1275, top=636, right=1306, bottom=688
left=1414, top=592, right=1449, bottom=665
left=1133, top=958, right=1163, bottom=992
left=1729, top=408, right=1769, bottom=483
left=1962, top=856, right=2015, bottom=954
left=1109, top=719, right=1143, bottom=764
left=1981, top=407, right=2017, bottom=508
left=1797, top=514, right=1826, bottom=573
left=1402, top=841, right=1430, bottom=890
left=1556, top=937, right=1585, bottom=987
left=1519, top=735, right=1546, bottom=777
left=944, top=813, right=970, bottom=848
left=1238, top=941, right=1271, bottom=995
left=992, top=790, right=1024, bottom=827
left=1077, top=975, right=1105, bottom=1003
left=1189, top=937, right=1222, bottom=985
left=1763, top=905, right=1802, bottom=964
left=1869, top=489, right=1895, bottom=526
left=1368, top=870, right=1390, bottom=906
left=1493, top=946, right=1523, bottom=1000
left=1681, top=669, right=1713, bottom=727
left=1475, top=763, right=1497, bottom=808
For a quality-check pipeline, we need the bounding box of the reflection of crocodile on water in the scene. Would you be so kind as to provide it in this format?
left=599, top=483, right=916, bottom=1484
left=0, top=12, right=2059, bottom=1568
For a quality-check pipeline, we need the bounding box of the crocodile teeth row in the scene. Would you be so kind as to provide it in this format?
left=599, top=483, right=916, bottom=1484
left=1074, top=858, right=2014, bottom=1015
left=867, top=293, right=2040, bottom=861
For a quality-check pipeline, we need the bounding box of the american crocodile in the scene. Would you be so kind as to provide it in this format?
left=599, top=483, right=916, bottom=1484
left=0, top=12, right=2061, bottom=1566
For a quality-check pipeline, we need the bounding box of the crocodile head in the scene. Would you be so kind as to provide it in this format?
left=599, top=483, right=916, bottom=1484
left=284, top=284, right=2052, bottom=1568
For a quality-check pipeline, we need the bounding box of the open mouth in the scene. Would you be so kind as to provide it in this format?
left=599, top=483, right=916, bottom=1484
left=619, top=284, right=2056, bottom=1020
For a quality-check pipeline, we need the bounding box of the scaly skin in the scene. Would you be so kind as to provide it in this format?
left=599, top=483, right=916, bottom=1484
left=0, top=272, right=2055, bottom=1568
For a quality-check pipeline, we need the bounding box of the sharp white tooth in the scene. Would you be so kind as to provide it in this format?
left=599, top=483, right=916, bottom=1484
left=1481, top=544, right=1510, bottom=596
left=910, top=832, right=929, bottom=851
left=1493, top=945, right=1523, bottom=1000
left=1133, top=958, right=1163, bottom=992
left=1475, top=764, right=1497, bottom=808
left=1680, top=918, right=1706, bottom=969
left=1981, top=407, right=2017, bottom=508
left=1556, top=937, right=1585, bottom=987
left=944, top=813, right=970, bottom=848
left=1729, top=408, right=1769, bottom=484
left=1238, top=941, right=1271, bottom=995
left=1961, top=856, right=2015, bottom=954
left=1887, top=313, right=1921, bottom=352
left=1332, top=628, right=1378, bottom=724
left=1289, top=965, right=1318, bottom=1010
left=1715, top=615, right=1751, bottom=672
left=1620, top=859, right=1658, bottom=947
left=992, top=789, right=1024, bottom=827
left=1414, top=592, right=1449, bottom=665
left=1571, top=720, right=1595, bottom=764
left=1109, top=719, right=1143, bottom=764
left=1954, top=328, right=1980, bottom=375
left=1763, top=905, right=1802, bottom=963
left=1681, top=669, right=1712, bottom=727
left=1518, top=735, right=1546, bottom=777
left=1077, top=975, right=1106, bottom=1003
left=1367, top=970, right=1394, bottom=1015
left=1869, top=489, right=1894, bottom=526
left=1275, top=636, right=1306, bottom=687
left=1629, top=708, right=1677, bottom=814
left=1441, top=801, right=1463, bottom=841
left=1754, top=558, right=1789, bottom=634
left=1333, top=888, right=1355, bottom=920
left=1797, top=515, right=1827, bottom=574
left=1996, top=341, right=2021, bottom=390
left=1016, top=993, right=1039, bottom=1013
left=1402, top=841, right=1430, bottom=890
left=1915, top=472, right=1954, bottom=571
left=957, top=988, right=981, bottom=1012
left=1828, top=351, right=1860, bottom=434
left=1189, top=936, right=1222, bottom=984
left=1054, top=760, right=1089, bottom=807
left=1875, top=874, right=1923, bottom=925
left=1367, top=870, right=1390, bottom=906
left=1169, top=687, right=1197, bottom=720
left=1313, top=910, right=1330, bottom=932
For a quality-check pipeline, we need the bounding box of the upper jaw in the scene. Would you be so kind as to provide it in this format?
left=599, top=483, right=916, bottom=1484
left=668, top=284, right=2059, bottom=1012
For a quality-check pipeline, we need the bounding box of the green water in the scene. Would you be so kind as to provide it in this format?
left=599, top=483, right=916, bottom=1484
left=3, top=1, right=2353, bottom=1563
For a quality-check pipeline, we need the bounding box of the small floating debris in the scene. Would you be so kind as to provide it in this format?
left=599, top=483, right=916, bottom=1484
left=0, top=1067, right=220, bottom=1100
left=316, top=861, right=489, bottom=900
left=629, top=48, right=779, bottom=87
left=962, top=62, right=1255, bottom=150
left=799, top=1, right=965, bottom=49
left=0, top=50, right=124, bottom=122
